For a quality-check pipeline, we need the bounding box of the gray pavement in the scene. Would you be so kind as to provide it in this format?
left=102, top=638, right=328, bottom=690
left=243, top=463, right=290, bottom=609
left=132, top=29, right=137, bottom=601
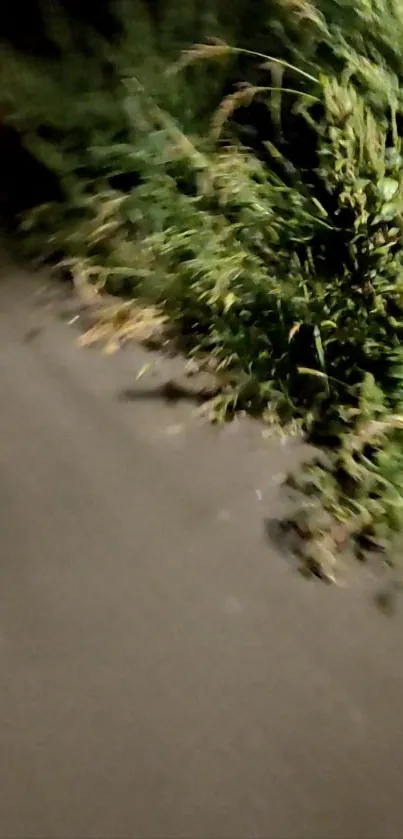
left=1, top=266, right=403, bottom=839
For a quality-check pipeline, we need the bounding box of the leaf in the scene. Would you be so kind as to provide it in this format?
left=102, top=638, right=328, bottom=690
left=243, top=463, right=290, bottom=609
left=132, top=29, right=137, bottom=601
left=136, top=362, right=154, bottom=380
left=289, top=322, right=301, bottom=341
left=104, top=339, right=120, bottom=355
left=372, top=201, right=399, bottom=223
left=314, top=325, right=326, bottom=373
left=297, top=367, right=329, bottom=380
left=378, top=177, right=399, bottom=202
left=311, top=197, right=329, bottom=218
left=223, top=292, right=237, bottom=313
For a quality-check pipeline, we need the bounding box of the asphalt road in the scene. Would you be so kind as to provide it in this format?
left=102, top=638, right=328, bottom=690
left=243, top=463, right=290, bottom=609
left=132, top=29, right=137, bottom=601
left=1, top=266, right=403, bottom=839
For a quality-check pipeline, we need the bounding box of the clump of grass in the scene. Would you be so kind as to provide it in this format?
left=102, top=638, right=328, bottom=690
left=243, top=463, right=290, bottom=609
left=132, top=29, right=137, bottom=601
left=4, top=0, right=403, bottom=580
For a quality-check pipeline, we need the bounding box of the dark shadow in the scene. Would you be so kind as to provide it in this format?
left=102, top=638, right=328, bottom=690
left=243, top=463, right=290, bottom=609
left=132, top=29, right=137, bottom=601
left=264, top=516, right=305, bottom=574
left=267, top=514, right=403, bottom=596
left=0, top=124, right=63, bottom=226
left=118, top=380, right=216, bottom=406
left=140, top=336, right=177, bottom=356
left=264, top=516, right=334, bottom=582
left=264, top=516, right=287, bottom=550
left=374, top=579, right=403, bottom=616
left=23, top=326, right=42, bottom=343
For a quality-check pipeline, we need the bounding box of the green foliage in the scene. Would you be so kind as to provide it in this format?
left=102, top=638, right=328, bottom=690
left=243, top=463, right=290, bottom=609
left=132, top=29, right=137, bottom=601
left=4, top=0, right=403, bottom=577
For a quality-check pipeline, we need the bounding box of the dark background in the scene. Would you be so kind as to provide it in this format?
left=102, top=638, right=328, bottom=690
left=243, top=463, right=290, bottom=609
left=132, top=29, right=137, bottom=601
left=0, top=1, right=115, bottom=53
left=0, top=1, right=119, bottom=223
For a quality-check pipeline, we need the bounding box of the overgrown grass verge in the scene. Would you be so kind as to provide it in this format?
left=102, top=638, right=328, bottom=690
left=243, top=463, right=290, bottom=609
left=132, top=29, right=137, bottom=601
left=3, top=0, right=403, bottom=580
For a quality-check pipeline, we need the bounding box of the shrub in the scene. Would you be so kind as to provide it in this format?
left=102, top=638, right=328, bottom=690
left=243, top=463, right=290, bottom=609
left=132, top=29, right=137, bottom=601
left=3, top=0, right=403, bottom=578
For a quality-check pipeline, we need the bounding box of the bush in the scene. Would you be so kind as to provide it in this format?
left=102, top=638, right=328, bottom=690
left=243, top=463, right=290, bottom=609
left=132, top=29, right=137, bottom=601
left=3, top=0, right=403, bottom=578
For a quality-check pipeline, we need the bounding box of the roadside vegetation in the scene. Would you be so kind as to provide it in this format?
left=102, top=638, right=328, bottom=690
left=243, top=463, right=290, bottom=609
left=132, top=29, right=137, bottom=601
left=2, top=0, right=403, bottom=579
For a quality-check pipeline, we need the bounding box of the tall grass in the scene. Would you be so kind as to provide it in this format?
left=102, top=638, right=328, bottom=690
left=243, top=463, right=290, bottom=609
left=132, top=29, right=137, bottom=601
left=3, top=0, right=403, bottom=578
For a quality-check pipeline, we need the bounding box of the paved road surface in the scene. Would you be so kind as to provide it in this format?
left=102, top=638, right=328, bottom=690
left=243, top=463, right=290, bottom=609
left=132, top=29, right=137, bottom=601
left=1, top=266, right=403, bottom=839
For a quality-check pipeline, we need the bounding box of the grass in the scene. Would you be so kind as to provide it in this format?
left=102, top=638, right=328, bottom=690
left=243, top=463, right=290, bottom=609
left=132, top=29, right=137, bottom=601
left=3, top=0, right=403, bottom=580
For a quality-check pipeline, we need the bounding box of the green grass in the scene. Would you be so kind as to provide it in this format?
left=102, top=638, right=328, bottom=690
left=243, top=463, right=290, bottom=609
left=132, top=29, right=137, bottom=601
left=3, top=0, right=403, bottom=579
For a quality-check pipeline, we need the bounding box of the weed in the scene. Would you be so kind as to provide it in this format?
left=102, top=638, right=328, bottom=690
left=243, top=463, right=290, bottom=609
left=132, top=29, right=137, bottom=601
left=3, top=0, right=403, bottom=580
